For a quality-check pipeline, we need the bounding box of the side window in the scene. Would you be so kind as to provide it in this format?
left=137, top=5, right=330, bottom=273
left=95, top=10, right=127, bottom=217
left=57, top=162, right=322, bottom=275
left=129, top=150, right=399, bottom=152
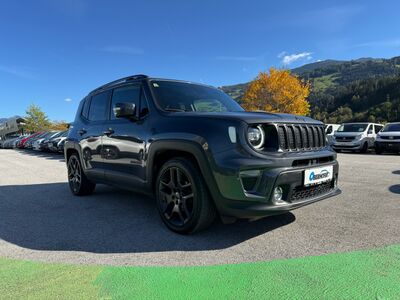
left=81, top=97, right=91, bottom=119
left=111, top=85, right=141, bottom=120
left=89, top=91, right=110, bottom=121
left=375, top=125, right=383, bottom=134
left=326, top=125, right=333, bottom=134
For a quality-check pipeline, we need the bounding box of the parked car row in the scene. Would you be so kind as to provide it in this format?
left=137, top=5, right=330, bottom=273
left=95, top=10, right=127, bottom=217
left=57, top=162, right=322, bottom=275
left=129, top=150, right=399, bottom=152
left=325, top=122, right=400, bottom=154
left=0, top=130, right=68, bottom=153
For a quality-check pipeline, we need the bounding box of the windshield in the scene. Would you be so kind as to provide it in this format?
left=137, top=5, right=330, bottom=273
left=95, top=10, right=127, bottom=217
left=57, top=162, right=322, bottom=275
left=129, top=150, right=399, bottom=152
left=150, top=80, right=244, bottom=113
left=337, top=124, right=368, bottom=133
left=382, top=124, right=400, bottom=132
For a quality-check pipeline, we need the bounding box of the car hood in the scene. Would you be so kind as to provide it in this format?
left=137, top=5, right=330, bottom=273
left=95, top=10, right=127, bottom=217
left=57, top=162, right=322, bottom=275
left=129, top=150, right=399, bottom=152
left=378, top=131, right=400, bottom=137
left=334, top=132, right=364, bottom=137
left=167, top=111, right=322, bottom=125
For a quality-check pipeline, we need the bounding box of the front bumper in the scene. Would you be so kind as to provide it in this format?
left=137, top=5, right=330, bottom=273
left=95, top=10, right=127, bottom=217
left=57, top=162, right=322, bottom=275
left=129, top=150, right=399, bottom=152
left=210, top=148, right=341, bottom=219
left=375, top=141, right=400, bottom=152
left=332, top=140, right=363, bottom=150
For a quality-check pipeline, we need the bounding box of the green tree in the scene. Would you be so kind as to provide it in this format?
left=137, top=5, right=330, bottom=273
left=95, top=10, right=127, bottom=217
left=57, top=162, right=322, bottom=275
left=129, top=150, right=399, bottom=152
left=25, top=104, right=51, bottom=132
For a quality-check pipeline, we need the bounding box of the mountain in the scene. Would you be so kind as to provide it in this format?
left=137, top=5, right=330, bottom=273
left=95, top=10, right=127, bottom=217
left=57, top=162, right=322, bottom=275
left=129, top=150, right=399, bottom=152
left=221, top=56, right=400, bottom=123
left=291, top=59, right=344, bottom=74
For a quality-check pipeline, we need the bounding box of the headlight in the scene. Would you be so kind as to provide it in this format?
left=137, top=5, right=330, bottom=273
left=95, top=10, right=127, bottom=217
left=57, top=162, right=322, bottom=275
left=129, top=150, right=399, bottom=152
left=247, top=125, right=265, bottom=149
left=355, top=134, right=363, bottom=140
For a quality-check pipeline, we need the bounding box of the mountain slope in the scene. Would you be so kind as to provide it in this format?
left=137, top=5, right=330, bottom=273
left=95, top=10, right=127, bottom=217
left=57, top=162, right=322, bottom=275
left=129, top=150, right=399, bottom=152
left=221, top=56, right=400, bottom=122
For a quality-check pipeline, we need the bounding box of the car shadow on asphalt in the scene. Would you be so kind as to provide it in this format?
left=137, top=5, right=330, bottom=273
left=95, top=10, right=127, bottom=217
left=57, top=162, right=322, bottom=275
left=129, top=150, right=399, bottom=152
left=392, top=170, right=400, bottom=175
left=0, top=183, right=295, bottom=253
left=16, top=149, right=65, bottom=162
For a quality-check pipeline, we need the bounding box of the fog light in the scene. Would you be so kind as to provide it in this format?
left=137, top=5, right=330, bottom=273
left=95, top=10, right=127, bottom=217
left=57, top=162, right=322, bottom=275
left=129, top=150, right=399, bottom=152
left=273, top=186, right=286, bottom=205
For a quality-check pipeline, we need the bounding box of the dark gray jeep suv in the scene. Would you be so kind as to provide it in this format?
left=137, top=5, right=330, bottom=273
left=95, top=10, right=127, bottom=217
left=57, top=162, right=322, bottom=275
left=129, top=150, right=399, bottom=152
left=65, top=75, right=341, bottom=234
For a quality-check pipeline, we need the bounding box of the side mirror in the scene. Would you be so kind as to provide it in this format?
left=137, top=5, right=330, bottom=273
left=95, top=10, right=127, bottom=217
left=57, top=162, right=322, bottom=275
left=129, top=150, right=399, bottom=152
left=114, top=103, right=137, bottom=120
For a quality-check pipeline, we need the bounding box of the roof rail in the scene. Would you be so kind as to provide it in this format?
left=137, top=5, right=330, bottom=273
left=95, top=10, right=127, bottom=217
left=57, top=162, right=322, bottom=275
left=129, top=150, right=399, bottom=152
left=91, top=74, right=148, bottom=93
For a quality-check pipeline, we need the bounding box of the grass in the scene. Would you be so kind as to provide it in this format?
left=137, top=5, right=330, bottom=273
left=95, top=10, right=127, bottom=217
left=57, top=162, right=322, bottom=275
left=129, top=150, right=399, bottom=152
left=311, top=74, right=339, bottom=93
left=1, top=244, right=399, bottom=299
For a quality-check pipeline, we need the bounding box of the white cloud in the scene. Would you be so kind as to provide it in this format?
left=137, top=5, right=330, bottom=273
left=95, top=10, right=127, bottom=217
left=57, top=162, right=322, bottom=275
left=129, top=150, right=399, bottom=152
left=277, top=51, right=287, bottom=58
left=64, top=98, right=72, bottom=102
left=279, top=52, right=313, bottom=66
left=101, top=46, right=144, bottom=55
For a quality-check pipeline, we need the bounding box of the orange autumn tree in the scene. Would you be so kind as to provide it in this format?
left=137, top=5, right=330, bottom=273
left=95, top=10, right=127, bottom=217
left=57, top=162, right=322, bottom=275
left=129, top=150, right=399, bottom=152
left=49, top=121, right=69, bottom=131
left=242, top=68, right=311, bottom=115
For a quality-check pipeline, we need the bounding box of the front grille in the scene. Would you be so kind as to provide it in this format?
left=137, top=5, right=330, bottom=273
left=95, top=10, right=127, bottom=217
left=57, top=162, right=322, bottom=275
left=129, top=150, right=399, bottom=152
left=290, top=181, right=333, bottom=202
left=277, top=124, right=326, bottom=151
left=335, top=136, right=356, bottom=142
left=380, top=136, right=400, bottom=140
left=292, top=156, right=334, bottom=167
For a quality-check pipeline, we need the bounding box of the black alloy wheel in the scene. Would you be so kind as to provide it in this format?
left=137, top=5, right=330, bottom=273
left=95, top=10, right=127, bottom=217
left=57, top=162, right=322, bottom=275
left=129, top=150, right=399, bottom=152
left=67, top=153, right=96, bottom=196
left=156, top=158, right=216, bottom=234
left=158, top=166, right=194, bottom=226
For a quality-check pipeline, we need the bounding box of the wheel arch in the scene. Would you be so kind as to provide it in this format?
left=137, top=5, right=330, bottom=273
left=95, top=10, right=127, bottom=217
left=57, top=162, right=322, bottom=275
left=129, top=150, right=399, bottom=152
left=147, top=140, right=222, bottom=204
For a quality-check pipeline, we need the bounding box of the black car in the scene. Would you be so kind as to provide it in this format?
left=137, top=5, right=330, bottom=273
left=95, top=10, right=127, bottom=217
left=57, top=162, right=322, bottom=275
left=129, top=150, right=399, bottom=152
left=65, top=75, right=341, bottom=234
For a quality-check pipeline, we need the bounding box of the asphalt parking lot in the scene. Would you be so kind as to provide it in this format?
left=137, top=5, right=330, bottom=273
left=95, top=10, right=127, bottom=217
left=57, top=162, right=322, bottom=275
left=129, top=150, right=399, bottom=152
left=0, top=149, right=399, bottom=266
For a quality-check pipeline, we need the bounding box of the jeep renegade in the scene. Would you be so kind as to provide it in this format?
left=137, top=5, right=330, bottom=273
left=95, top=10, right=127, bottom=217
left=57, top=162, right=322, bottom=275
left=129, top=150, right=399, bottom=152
left=65, top=75, right=341, bottom=234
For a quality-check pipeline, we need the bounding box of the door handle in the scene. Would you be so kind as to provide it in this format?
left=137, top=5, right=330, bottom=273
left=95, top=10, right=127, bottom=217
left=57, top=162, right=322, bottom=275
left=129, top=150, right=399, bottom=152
left=77, top=129, right=87, bottom=136
left=103, top=128, right=115, bottom=136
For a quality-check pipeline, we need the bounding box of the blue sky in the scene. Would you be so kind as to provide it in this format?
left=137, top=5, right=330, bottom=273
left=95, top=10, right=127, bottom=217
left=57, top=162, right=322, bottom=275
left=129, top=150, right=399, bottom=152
left=1, top=0, right=400, bottom=121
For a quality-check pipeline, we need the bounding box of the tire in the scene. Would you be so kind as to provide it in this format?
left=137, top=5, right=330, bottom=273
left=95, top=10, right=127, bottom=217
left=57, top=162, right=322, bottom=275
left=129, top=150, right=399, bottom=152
left=361, top=142, right=368, bottom=153
left=156, top=158, right=216, bottom=234
left=67, top=153, right=96, bottom=196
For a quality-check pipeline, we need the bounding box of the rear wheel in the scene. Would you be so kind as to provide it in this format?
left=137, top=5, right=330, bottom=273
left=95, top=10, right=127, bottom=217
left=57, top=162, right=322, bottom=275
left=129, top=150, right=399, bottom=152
left=156, top=158, right=216, bottom=234
left=67, top=153, right=96, bottom=196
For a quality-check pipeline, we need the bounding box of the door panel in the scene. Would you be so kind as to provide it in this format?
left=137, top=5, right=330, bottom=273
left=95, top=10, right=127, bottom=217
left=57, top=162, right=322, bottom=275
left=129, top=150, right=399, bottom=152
left=103, top=84, right=148, bottom=186
left=79, top=124, right=106, bottom=173
left=102, top=120, right=147, bottom=182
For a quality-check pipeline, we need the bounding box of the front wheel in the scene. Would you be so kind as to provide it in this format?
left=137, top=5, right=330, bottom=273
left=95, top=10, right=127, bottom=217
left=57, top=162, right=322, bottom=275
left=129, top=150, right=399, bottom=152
left=156, top=158, right=216, bottom=234
left=67, top=153, right=96, bottom=196
left=360, top=142, right=369, bottom=153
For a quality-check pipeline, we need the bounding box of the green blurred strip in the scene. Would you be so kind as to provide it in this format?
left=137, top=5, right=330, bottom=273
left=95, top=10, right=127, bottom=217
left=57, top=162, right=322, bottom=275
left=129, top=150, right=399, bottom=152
left=0, top=259, right=102, bottom=299
left=1, top=244, right=399, bottom=299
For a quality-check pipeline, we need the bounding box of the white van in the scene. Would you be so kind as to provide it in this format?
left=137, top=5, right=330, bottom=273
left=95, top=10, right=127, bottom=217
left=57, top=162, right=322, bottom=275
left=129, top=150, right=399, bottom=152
left=325, top=124, right=340, bottom=145
left=332, top=123, right=384, bottom=153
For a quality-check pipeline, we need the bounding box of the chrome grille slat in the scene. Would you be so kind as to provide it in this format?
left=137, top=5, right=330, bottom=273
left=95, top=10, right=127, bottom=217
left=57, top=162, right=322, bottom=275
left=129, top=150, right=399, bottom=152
left=276, top=124, right=326, bottom=152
